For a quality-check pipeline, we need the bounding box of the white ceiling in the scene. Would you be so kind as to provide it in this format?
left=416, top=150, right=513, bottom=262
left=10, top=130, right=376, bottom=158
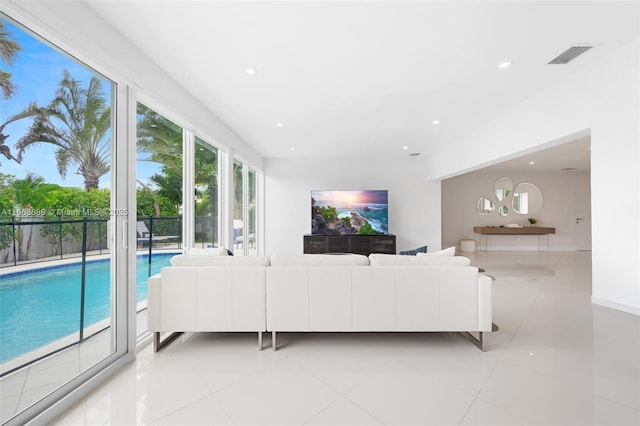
left=478, top=135, right=591, bottom=173
left=87, top=1, right=637, bottom=166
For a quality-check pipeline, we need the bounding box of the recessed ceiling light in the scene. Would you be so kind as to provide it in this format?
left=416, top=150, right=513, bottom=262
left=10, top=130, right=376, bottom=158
left=290, top=147, right=295, bottom=151
left=498, top=61, right=512, bottom=69
left=244, top=67, right=257, bottom=75
left=529, top=161, right=535, bottom=165
left=432, top=120, right=440, bottom=125
left=402, top=146, right=409, bottom=150
left=276, top=122, right=283, bottom=127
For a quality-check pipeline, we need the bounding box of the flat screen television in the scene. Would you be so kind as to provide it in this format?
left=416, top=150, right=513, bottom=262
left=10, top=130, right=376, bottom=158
left=311, top=190, right=388, bottom=235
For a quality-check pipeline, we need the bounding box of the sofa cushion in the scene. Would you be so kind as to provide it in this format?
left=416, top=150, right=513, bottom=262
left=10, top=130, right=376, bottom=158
left=416, top=247, right=456, bottom=257
left=170, top=255, right=270, bottom=267
left=270, top=253, right=370, bottom=266
left=368, top=253, right=471, bottom=266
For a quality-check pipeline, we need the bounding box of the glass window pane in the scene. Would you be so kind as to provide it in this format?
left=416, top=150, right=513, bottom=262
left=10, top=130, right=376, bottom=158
left=233, top=160, right=244, bottom=256
left=194, top=137, right=218, bottom=248
left=0, top=16, right=116, bottom=423
left=248, top=169, right=257, bottom=255
left=135, top=102, right=183, bottom=335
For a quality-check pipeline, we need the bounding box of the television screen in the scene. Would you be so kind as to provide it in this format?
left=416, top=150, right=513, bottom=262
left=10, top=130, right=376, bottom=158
left=311, top=190, right=388, bottom=235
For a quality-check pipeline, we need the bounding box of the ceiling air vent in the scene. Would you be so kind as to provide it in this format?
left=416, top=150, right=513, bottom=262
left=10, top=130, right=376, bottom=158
left=562, top=167, right=576, bottom=171
left=548, top=46, right=594, bottom=64
left=409, top=152, right=421, bottom=157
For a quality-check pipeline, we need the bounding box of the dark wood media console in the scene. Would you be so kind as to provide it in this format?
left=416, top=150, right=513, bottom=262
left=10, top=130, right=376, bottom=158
left=303, top=234, right=396, bottom=255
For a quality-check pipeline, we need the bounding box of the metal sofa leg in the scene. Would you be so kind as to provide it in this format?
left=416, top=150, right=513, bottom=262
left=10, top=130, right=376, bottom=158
left=461, top=331, right=484, bottom=351
left=272, top=331, right=277, bottom=351
left=258, top=331, right=263, bottom=351
left=153, top=331, right=183, bottom=352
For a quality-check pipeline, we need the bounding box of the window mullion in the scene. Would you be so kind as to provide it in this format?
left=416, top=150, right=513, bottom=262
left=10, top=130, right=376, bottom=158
left=183, top=130, right=195, bottom=248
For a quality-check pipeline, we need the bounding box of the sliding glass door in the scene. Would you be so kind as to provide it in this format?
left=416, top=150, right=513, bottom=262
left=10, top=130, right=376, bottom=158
left=194, top=137, right=219, bottom=248
left=0, top=15, right=131, bottom=425
left=232, top=160, right=259, bottom=256
left=135, top=102, right=183, bottom=336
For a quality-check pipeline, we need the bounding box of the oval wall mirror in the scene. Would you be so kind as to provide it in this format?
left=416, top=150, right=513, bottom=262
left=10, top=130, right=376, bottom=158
left=476, top=196, right=495, bottom=215
left=512, top=182, right=544, bottom=215
left=498, top=205, right=509, bottom=216
left=494, top=176, right=514, bottom=202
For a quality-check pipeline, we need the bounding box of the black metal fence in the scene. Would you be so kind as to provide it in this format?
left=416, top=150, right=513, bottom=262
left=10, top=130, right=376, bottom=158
left=0, top=216, right=109, bottom=267
left=0, top=215, right=184, bottom=376
left=0, top=216, right=186, bottom=268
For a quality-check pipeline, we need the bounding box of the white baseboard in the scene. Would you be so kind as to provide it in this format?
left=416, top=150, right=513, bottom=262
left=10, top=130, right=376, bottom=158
left=591, top=296, right=640, bottom=316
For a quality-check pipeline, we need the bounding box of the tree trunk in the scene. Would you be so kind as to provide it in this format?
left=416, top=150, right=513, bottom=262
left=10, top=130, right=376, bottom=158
left=84, top=175, right=100, bottom=190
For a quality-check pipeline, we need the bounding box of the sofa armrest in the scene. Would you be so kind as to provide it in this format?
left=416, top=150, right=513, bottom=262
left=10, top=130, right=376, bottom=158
left=478, top=274, right=492, bottom=332
left=147, top=273, right=162, bottom=332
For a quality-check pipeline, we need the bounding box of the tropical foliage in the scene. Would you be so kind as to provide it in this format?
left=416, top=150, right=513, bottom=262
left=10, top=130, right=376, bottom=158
left=136, top=103, right=220, bottom=219
left=0, top=21, right=38, bottom=166
left=0, top=172, right=182, bottom=261
left=0, top=173, right=111, bottom=260
left=136, top=103, right=183, bottom=210
left=0, top=21, right=21, bottom=100
left=194, top=141, right=218, bottom=218
left=0, top=173, right=15, bottom=258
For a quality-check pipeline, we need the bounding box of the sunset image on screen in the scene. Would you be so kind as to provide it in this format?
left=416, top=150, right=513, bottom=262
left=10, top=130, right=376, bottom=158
left=311, top=190, right=388, bottom=235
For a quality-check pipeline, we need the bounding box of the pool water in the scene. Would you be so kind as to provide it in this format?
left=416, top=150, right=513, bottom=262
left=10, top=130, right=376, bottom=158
left=0, top=253, right=174, bottom=364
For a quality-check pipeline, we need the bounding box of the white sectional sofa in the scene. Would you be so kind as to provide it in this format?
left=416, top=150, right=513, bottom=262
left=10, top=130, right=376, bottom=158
left=147, top=254, right=270, bottom=351
left=147, top=251, right=493, bottom=352
left=266, top=253, right=492, bottom=350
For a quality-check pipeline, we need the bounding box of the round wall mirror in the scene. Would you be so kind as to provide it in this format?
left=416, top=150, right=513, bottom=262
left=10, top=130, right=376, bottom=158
left=476, top=196, right=495, bottom=215
left=494, top=176, right=514, bottom=202
left=498, top=205, right=509, bottom=216
left=512, top=182, right=544, bottom=215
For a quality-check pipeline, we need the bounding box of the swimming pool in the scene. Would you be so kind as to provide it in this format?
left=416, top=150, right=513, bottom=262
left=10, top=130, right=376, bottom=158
left=0, top=253, right=175, bottom=364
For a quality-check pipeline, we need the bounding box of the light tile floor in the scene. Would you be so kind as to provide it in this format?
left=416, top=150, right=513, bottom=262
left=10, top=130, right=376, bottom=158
left=50, top=251, right=640, bottom=425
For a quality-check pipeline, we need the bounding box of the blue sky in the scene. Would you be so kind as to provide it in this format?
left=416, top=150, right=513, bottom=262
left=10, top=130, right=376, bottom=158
left=1, top=19, right=161, bottom=189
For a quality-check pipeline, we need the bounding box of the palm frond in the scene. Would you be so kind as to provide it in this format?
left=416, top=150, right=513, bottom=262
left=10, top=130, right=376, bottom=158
left=0, top=22, right=22, bottom=65
left=0, top=101, right=42, bottom=134
left=55, top=149, right=71, bottom=179
left=15, top=68, right=113, bottom=189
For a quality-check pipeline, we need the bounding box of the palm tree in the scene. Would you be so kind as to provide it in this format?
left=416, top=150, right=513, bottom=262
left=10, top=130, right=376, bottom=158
left=136, top=103, right=182, bottom=167
left=0, top=21, right=22, bottom=100
left=15, top=69, right=111, bottom=190
left=136, top=103, right=184, bottom=211
left=0, top=20, right=27, bottom=166
left=0, top=102, right=41, bottom=164
left=11, top=174, right=55, bottom=260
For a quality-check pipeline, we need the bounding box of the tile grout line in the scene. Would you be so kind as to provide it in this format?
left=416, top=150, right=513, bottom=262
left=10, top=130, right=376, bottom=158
left=457, top=273, right=548, bottom=425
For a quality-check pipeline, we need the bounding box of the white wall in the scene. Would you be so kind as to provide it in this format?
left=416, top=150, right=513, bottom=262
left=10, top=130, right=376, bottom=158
left=264, top=157, right=441, bottom=255
left=428, top=38, right=640, bottom=315
left=442, top=170, right=591, bottom=251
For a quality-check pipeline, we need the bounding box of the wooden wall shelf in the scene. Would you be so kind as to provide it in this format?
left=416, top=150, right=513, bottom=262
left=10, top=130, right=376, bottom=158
left=473, top=226, right=555, bottom=235
left=473, top=226, right=555, bottom=251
